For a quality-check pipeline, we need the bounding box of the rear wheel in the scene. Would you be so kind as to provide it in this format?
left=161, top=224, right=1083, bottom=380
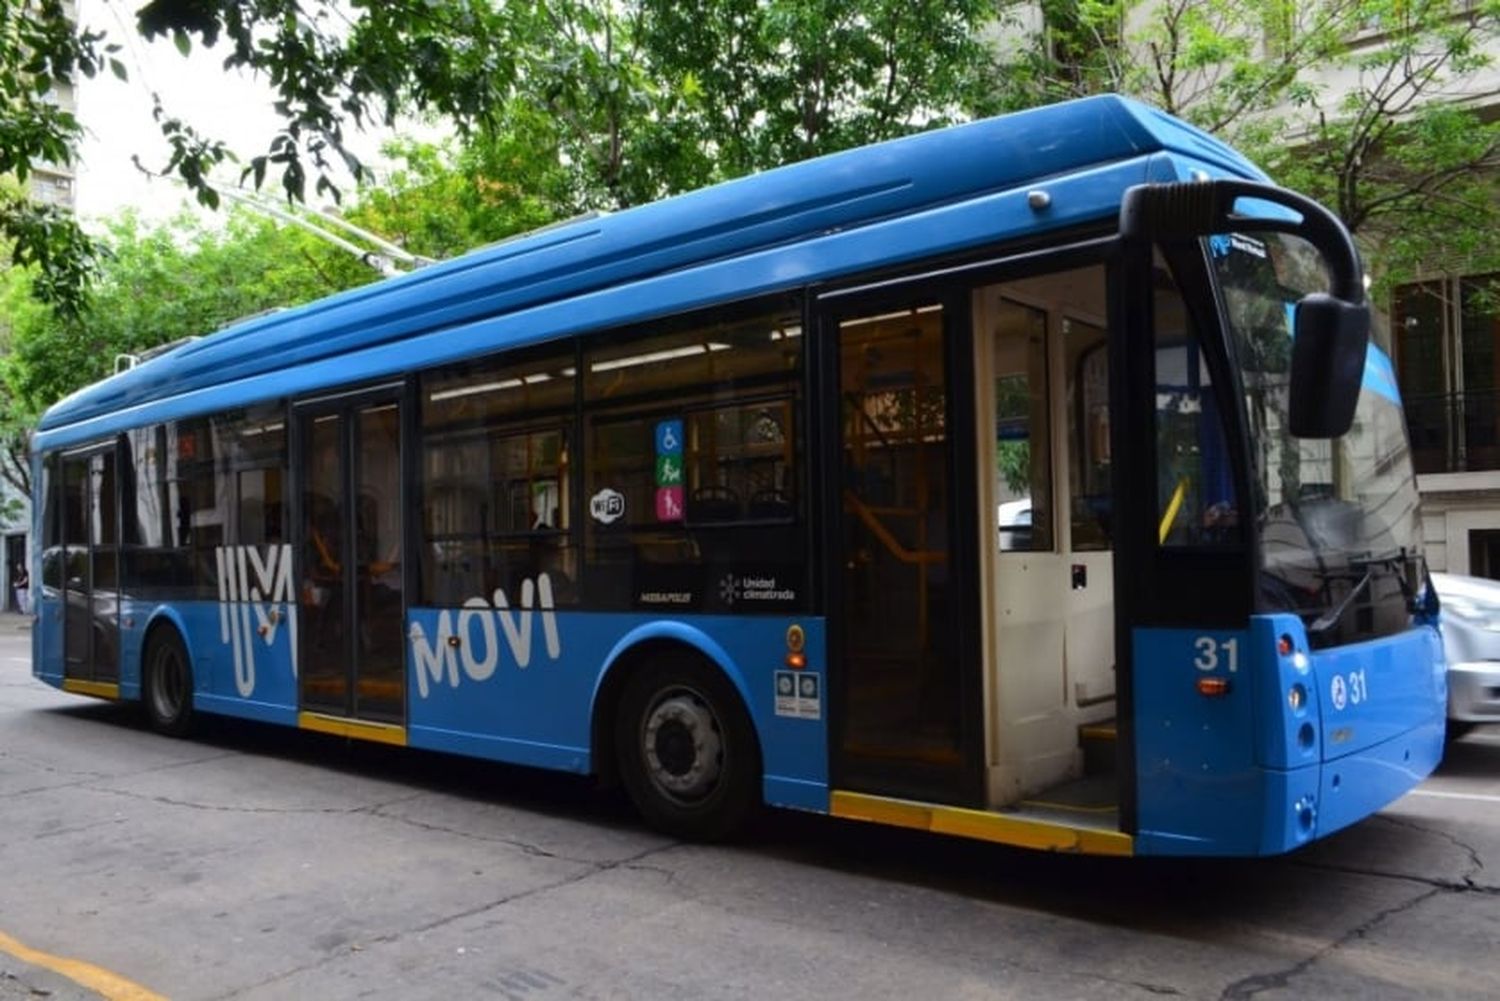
left=615, top=655, right=760, bottom=840
left=144, top=628, right=196, bottom=737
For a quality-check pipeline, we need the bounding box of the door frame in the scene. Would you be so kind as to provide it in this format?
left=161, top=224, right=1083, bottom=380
left=814, top=277, right=985, bottom=807
left=815, top=234, right=1130, bottom=812
left=58, top=438, right=122, bottom=686
left=291, top=380, right=410, bottom=723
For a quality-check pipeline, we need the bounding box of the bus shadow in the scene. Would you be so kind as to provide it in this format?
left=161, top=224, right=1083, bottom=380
left=40, top=700, right=1445, bottom=938
left=39, top=700, right=638, bottom=829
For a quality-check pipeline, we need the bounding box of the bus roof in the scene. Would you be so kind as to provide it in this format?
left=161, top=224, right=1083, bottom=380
left=38, top=94, right=1262, bottom=438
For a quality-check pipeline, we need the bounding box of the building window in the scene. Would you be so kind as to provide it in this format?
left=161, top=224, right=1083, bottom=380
left=1394, top=274, right=1500, bottom=474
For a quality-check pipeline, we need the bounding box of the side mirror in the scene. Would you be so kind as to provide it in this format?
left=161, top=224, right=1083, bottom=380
left=1122, top=179, right=1368, bottom=438
left=1289, top=295, right=1368, bottom=438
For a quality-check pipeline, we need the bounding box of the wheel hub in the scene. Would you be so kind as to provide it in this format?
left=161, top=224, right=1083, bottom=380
left=642, top=693, right=723, bottom=801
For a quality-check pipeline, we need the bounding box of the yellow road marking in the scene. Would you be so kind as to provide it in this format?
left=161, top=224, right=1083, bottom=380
left=0, top=929, right=167, bottom=1001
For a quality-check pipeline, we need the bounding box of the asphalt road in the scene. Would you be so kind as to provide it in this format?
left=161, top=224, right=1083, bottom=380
left=2, top=616, right=1497, bottom=1000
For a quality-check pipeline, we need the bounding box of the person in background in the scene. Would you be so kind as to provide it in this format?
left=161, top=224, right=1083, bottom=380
left=12, top=561, right=29, bottom=615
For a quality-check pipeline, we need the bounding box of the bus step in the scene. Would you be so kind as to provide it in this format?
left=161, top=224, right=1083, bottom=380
left=1079, top=720, right=1116, bottom=776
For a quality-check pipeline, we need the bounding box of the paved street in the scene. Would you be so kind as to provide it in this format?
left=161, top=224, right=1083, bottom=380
left=2, top=615, right=1497, bottom=1000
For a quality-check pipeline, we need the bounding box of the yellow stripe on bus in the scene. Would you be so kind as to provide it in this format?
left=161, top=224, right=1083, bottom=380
left=61, top=679, right=120, bottom=700
left=297, top=712, right=408, bottom=746
left=829, top=790, right=1134, bottom=856
left=0, top=929, right=167, bottom=1001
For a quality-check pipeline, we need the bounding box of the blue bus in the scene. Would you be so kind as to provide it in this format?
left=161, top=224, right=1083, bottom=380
left=31, top=96, right=1446, bottom=856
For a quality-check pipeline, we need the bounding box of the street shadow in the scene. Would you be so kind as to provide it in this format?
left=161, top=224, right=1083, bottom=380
left=36, top=698, right=1445, bottom=941
left=1436, top=724, right=1500, bottom=778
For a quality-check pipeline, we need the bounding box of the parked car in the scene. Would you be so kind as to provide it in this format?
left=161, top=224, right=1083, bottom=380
left=998, top=498, right=1032, bottom=551
left=1432, top=572, right=1500, bottom=736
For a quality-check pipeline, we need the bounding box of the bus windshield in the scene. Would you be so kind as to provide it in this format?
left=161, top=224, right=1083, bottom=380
left=1211, top=232, right=1423, bottom=647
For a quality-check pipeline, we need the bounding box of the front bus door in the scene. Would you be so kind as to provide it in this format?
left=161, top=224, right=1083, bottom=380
left=295, top=387, right=407, bottom=729
left=61, top=444, right=120, bottom=691
left=822, top=288, right=984, bottom=806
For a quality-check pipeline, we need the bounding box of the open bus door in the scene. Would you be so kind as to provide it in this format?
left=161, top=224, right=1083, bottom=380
left=819, top=285, right=986, bottom=807
left=819, top=238, right=1232, bottom=849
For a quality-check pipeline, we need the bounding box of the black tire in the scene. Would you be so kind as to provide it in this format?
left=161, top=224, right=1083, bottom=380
left=143, top=627, right=197, bottom=737
left=614, top=654, right=760, bottom=841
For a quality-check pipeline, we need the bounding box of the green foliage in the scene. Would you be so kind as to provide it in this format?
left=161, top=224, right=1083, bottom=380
left=3, top=0, right=1001, bottom=312
left=988, top=0, right=1500, bottom=293
left=0, top=208, right=376, bottom=494
left=1, top=0, right=113, bottom=315
left=996, top=440, right=1032, bottom=494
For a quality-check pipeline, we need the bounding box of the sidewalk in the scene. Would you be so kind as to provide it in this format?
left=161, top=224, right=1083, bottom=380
left=0, top=610, right=32, bottom=631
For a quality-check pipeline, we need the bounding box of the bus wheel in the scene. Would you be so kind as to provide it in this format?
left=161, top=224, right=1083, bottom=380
left=144, top=628, right=196, bottom=737
left=615, top=656, right=760, bottom=841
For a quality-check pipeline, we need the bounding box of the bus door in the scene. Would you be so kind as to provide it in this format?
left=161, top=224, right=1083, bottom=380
left=821, top=288, right=985, bottom=806
left=294, top=386, right=407, bottom=724
left=972, top=263, right=1119, bottom=808
left=60, top=443, right=120, bottom=687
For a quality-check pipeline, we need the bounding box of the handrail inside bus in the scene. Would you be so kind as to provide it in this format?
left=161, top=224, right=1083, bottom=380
left=842, top=490, right=945, bottom=565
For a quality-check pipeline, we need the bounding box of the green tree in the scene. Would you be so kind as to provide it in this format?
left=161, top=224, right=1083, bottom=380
left=3, top=0, right=1001, bottom=312
left=986, top=0, right=1500, bottom=292
left=0, top=207, right=376, bottom=494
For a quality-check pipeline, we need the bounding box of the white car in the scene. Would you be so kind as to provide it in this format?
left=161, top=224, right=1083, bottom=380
left=1432, top=572, right=1500, bottom=735
left=997, top=499, right=1032, bottom=551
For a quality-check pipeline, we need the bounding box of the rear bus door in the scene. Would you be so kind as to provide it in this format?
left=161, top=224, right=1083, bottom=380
left=293, top=385, right=409, bottom=725
left=60, top=442, right=121, bottom=689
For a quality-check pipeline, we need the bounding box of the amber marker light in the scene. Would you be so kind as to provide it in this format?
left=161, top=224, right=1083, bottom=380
left=1197, top=677, right=1231, bottom=697
left=1278, top=634, right=1294, bottom=656
left=785, top=623, right=807, bottom=669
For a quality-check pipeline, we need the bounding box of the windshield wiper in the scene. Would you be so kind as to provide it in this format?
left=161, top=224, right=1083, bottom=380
left=1308, top=549, right=1432, bottom=636
left=1309, top=565, right=1373, bottom=636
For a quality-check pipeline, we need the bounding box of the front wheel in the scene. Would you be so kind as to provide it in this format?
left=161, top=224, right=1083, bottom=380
left=615, top=656, right=760, bottom=841
left=144, top=628, right=197, bottom=737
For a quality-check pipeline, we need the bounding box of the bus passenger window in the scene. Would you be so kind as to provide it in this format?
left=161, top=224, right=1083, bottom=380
left=582, top=306, right=804, bottom=612
left=420, top=347, right=578, bottom=607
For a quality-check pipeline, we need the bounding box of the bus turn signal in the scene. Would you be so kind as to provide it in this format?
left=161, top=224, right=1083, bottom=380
left=1197, top=677, right=1231, bottom=697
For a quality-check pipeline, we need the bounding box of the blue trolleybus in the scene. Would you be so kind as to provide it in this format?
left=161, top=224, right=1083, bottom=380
left=32, top=96, right=1446, bottom=856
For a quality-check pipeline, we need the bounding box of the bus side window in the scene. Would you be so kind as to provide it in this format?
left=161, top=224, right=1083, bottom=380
left=419, top=346, right=578, bottom=607
left=1154, top=266, right=1239, bottom=547
left=581, top=306, right=804, bottom=612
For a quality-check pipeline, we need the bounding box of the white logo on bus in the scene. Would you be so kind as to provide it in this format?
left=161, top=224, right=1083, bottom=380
left=216, top=544, right=297, bottom=698
left=408, top=573, right=562, bottom=698
left=590, top=488, right=625, bottom=524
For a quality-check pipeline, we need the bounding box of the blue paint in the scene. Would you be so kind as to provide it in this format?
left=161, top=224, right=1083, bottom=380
left=1135, top=617, right=1445, bottom=856
left=1361, top=345, right=1401, bottom=406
